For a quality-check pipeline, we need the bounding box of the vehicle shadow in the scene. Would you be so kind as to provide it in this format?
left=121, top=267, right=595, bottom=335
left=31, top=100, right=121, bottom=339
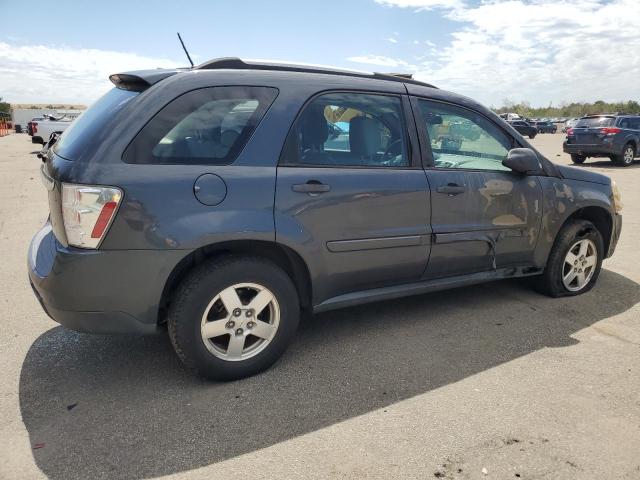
left=19, top=269, right=640, bottom=479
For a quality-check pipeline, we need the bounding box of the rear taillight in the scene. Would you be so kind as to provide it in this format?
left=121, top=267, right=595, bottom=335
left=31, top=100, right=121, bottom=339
left=600, top=127, right=621, bottom=135
left=32, top=122, right=38, bottom=133
left=566, top=128, right=574, bottom=135
left=61, top=184, right=122, bottom=248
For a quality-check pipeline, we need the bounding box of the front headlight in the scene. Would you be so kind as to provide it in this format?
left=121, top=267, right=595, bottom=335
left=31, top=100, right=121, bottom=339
left=612, top=180, right=623, bottom=214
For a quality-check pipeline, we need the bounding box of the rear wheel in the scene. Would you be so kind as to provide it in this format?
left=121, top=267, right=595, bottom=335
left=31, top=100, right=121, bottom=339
left=168, top=256, right=300, bottom=380
left=614, top=143, right=635, bottom=167
left=571, top=154, right=586, bottom=164
left=535, top=219, right=603, bottom=297
left=529, top=132, right=536, bottom=139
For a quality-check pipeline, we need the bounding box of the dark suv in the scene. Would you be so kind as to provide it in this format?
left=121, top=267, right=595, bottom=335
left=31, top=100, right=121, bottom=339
left=29, top=58, right=623, bottom=380
left=563, top=114, right=640, bottom=166
left=508, top=120, right=537, bottom=139
left=534, top=121, right=557, bottom=134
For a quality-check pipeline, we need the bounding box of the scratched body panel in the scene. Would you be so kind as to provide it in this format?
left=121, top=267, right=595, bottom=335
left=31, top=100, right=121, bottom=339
left=424, top=170, right=542, bottom=278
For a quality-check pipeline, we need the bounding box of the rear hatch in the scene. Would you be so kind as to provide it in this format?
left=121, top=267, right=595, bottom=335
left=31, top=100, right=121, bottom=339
left=571, top=116, right=615, bottom=144
left=42, top=87, right=142, bottom=246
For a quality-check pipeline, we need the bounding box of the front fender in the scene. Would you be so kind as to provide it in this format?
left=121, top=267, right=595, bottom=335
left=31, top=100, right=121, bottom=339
left=534, top=177, right=615, bottom=266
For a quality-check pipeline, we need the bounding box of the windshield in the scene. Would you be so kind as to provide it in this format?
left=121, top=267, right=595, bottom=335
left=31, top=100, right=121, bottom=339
left=54, top=88, right=139, bottom=160
left=575, top=116, right=615, bottom=128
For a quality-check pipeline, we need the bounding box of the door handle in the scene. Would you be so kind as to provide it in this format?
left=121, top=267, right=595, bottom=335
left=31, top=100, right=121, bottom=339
left=292, top=181, right=331, bottom=194
left=436, top=184, right=466, bottom=195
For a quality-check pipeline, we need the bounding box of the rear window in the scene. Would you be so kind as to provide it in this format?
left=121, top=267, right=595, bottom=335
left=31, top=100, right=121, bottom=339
left=575, top=116, right=615, bottom=128
left=54, top=88, right=138, bottom=160
left=123, top=86, right=278, bottom=165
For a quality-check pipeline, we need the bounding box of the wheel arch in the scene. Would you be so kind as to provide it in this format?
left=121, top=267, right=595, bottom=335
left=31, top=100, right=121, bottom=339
left=560, top=206, right=613, bottom=255
left=157, top=240, right=312, bottom=325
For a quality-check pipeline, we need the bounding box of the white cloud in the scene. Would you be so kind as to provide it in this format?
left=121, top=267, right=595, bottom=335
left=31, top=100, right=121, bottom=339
left=364, top=0, right=640, bottom=106
left=375, top=0, right=463, bottom=11
left=0, top=42, right=180, bottom=104
left=347, top=55, right=413, bottom=69
left=387, top=37, right=399, bottom=43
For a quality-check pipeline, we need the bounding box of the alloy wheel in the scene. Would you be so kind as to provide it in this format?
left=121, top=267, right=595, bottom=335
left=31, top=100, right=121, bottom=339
left=200, top=282, right=280, bottom=361
left=562, top=239, right=597, bottom=292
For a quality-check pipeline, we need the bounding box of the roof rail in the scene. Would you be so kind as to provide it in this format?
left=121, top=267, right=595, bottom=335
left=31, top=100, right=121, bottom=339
left=195, top=57, right=437, bottom=89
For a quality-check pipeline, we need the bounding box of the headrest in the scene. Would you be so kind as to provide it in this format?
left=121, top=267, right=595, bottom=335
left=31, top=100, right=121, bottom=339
left=300, top=105, right=328, bottom=150
left=350, top=116, right=382, bottom=158
left=221, top=129, right=239, bottom=148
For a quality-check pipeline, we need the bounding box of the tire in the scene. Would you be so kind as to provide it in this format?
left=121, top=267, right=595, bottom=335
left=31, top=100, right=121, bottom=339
left=614, top=143, right=635, bottom=167
left=529, top=132, right=536, bottom=139
left=571, top=154, right=586, bottom=164
left=168, top=255, right=300, bottom=381
left=535, top=219, right=604, bottom=297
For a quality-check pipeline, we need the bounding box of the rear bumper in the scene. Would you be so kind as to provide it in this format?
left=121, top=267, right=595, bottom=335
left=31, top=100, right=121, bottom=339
left=28, top=223, right=187, bottom=335
left=563, top=142, right=616, bottom=156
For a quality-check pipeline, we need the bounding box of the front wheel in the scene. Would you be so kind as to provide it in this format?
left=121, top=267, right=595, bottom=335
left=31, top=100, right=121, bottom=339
left=168, top=256, right=300, bottom=380
left=535, top=219, right=603, bottom=297
left=571, top=154, right=586, bottom=164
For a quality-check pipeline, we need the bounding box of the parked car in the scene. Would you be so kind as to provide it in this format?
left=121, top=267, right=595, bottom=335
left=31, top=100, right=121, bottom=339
left=508, top=120, right=537, bottom=139
left=30, top=114, right=76, bottom=144
left=29, top=58, right=623, bottom=380
left=498, top=112, right=522, bottom=121
left=562, top=118, right=579, bottom=133
left=563, top=114, right=640, bottom=166
left=534, top=121, right=557, bottom=133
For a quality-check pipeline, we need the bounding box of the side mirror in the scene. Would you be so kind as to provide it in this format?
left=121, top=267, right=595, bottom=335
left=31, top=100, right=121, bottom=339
left=502, top=148, right=542, bottom=175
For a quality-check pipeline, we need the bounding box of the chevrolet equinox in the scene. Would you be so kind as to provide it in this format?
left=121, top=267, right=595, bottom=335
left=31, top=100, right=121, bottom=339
left=29, top=58, right=623, bottom=380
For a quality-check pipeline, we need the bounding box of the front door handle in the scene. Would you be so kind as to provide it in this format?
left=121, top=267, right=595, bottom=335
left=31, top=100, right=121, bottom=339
left=292, top=181, right=331, bottom=194
left=436, top=183, right=466, bottom=195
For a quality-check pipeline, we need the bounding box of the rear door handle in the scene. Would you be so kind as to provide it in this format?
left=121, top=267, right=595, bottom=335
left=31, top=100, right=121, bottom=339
left=436, top=184, right=466, bottom=195
left=292, top=181, right=331, bottom=194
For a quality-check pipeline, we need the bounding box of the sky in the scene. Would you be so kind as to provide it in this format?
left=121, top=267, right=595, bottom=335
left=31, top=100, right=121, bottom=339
left=0, top=0, right=638, bottom=108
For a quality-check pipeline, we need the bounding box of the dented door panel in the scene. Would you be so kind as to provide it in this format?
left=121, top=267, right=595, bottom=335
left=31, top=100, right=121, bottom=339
left=424, top=169, right=543, bottom=279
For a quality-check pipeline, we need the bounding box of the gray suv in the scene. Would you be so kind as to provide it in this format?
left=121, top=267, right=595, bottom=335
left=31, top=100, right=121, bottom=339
left=29, top=58, right=623, bottom=380
left=563, top=114, right=640, bottom=166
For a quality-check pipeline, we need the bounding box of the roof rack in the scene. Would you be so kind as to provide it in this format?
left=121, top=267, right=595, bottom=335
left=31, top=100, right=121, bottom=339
left=195, top=57, right=437, bottom=89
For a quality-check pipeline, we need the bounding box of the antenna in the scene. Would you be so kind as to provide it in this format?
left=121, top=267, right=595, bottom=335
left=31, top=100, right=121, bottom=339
left=177, top=32, right=194, bottom=68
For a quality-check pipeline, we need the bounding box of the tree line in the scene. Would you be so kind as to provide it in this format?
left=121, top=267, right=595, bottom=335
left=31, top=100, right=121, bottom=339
left=493, top=100, right=640, bottom=118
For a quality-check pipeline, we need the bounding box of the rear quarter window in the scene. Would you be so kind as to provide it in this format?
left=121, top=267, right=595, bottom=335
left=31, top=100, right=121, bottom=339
left=123, top=86, right=278, bottom=165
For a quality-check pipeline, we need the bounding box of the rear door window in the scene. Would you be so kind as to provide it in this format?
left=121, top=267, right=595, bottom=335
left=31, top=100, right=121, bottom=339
left=280, top=92, right=409, bottom=168
left=124, top=86, right=278, bottom=165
